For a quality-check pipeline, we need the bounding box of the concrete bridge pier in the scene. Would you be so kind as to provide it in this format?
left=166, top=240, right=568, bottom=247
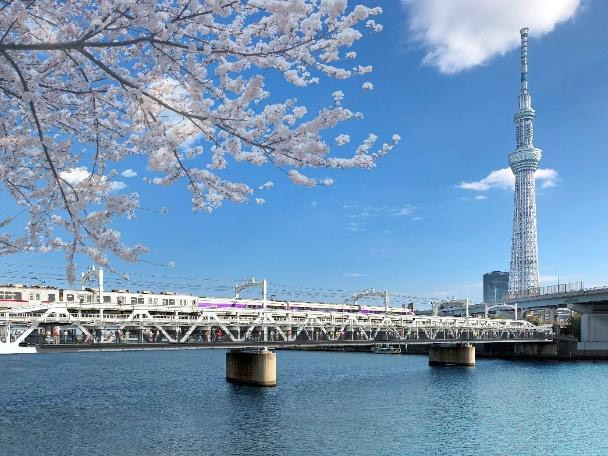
left=226, top=348, right=276, bottom=387
left=429, top=344, right=475, bottom=366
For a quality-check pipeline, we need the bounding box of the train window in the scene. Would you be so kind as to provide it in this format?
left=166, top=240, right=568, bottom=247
left=87, top=295, right=92, bottom=302
left=35, top=293, right=39, bottom=300
left=4, top=292, right=13, bottom=299
left=15, top=292, right=22, bottom=300
left=130, top=297, right=137, bottom=304
left=66, top=294, right=74, bottom=301
left=162, top=299, right=168, bottom=305
left=169, top=299, right=175, bottom=305
left=48, top=294, right=55, bottom=302
left=103, top=296, right=111, bottom=303
left=118, top=297, right=124, bottom=304
left=0, top=291, right=4, bottom=299
left=30, top=293, right=34, bottom=300
left=138, top=298, right=144, bottom=304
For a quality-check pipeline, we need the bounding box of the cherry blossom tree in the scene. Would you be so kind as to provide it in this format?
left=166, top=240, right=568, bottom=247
left=0, top=0, right=399, bottom=281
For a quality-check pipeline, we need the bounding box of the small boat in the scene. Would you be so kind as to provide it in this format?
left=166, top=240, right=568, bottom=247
left=0, top=343, right=37, bottom=355
left=371, top=344, right=401, bottom=354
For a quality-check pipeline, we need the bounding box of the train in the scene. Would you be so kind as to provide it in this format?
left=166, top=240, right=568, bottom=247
left=0, top=283, right=415, bottom=316
left=0, top=283, right=198, bottom=307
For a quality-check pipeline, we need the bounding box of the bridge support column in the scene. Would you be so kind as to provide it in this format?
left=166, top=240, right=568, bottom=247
left=226, top=349, right=276, bottom=387
left=429, top=344, right=475, bottom=366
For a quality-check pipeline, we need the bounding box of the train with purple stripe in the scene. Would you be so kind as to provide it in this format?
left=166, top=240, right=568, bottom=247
left=0, top=282, right=414, bottom=316
left=197, top=298, right=414, bottom=316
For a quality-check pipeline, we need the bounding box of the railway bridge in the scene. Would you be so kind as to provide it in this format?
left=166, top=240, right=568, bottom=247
left=1, top=301, right=553, bottom=385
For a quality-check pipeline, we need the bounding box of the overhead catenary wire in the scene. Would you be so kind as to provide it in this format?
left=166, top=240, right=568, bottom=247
left=0, top=262, right=441, bottom=307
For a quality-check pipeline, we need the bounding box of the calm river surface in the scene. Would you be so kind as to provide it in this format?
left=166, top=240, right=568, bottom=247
left=1, top=350, right=607, bottom=455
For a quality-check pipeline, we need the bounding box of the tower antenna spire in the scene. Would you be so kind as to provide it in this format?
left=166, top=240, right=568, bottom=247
left=520, top=27, right=529, bottom=95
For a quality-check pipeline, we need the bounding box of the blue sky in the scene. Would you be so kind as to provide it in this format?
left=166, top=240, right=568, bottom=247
left=2, top=0, right=607, bottom=305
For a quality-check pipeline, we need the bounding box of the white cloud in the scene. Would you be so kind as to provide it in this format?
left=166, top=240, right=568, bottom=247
left=121, top=169, right=137, bottom=178
left=535, top=169, right=560, bottom=189
left=60, top=167, right=91, bottom=185
left=343, top=272, right=364, bottom=278
left=348, top=204, right=416, bottom=218
left=475, top=195, right=489, bottom=200
left=110, top=181, right=127, bottom=191
left=403, top=0, right=581, bottom=74
left=459, top=167, right=558, bottom=192
left=311, top=200, right=318, bottom=207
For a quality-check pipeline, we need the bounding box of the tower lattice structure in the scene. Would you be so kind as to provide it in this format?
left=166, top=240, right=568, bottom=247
left=508, top=28, right=541, bottom=294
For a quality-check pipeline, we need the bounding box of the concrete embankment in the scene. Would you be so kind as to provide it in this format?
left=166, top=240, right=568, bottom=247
left=297, top=339, right=608, bottom=361
left=477, top=337, right=608, bottom=361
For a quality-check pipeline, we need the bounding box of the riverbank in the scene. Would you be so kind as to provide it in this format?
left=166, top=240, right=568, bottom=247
left=295, top=337, right=608, bottom=361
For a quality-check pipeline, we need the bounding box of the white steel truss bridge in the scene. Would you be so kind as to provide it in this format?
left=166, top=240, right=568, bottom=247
left=0, top=302, right=553, bottom=351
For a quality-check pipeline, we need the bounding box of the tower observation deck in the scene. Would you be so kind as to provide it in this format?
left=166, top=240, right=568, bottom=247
left=508, top=28, right=541, bottom=293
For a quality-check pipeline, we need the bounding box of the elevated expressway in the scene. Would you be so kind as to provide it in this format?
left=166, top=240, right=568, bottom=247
left=505, top=284, right=608, bottom=351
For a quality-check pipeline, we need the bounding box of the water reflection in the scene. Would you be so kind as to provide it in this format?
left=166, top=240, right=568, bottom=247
left=0, top=350, right=607, bottom=455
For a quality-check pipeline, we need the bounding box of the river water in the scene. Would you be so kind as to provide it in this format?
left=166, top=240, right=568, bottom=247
left=1, top=350, right=607, bottom=455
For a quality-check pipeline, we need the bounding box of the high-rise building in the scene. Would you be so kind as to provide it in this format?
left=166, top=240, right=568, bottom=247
left=508, top=28, right=541, bottom=295
left=483, top=271, right=509, bottom=303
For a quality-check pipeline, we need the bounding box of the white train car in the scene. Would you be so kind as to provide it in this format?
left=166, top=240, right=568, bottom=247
left=196, top=296, right=415, bottom=316
left=0, top=284, right=199, bottom=309
left=96, top=289, right=198, bottom=307
left=62, top=288, right=199, bottom=307
left=0, top=283, right=416, bottom=317
left=0, top=284, right=60, bottom=308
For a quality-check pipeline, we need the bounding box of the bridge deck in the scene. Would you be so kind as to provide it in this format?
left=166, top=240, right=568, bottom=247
left=34, top=338, right=553, bottom=353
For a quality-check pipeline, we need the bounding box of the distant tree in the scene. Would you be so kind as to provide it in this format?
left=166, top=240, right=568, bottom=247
left=563, top=313, right=581, bottom=340
left=524, top=315, right=541, bottom=326
left=0, top=1, right=398, bottom=281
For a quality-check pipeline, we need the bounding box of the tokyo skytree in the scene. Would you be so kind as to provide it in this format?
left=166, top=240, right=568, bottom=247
left=508, top=28, right=541, bottom=294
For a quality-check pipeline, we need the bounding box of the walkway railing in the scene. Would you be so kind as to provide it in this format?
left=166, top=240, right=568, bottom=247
left=506, top=282, right=584, bottom=300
